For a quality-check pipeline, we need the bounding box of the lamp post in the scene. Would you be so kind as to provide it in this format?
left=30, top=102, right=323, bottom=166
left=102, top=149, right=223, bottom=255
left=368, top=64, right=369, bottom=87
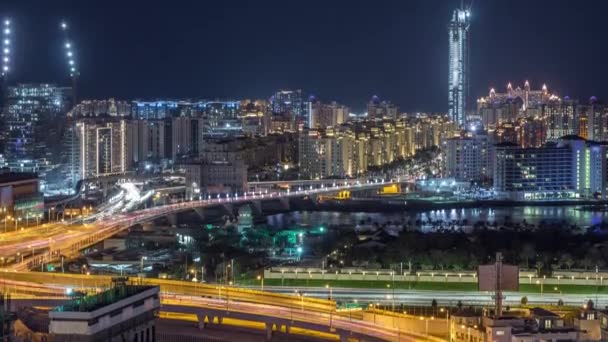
left=257, top=274, right=264, bottom=291
left=441, top=307, right=449, bottom=338
left=387, top=284, right=395, bottom=311
left=4, top=215, right=11, bottom=233
left=325, top=284, right=332, bottom=300
left=140, top=256, right=148, bottom=273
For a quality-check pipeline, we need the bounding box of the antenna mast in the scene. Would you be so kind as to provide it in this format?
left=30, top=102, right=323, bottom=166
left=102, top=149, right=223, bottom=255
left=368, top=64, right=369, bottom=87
left=1, top=19, right=11, bottom=108
left=61, top=20, right=79, bottom=107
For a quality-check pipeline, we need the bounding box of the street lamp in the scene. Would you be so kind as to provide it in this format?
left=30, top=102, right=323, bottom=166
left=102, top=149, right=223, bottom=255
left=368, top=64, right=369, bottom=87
left=441, top=307, right=449, bottom=337
left=140, top=256, right=148, bottom=273
left=325, top=284, right=332, bottom=300
left=4, top=215, right=11, bottom=233
left=387, top=283, right=395, bottom=311
left=257, top=274, right=264, bottom=291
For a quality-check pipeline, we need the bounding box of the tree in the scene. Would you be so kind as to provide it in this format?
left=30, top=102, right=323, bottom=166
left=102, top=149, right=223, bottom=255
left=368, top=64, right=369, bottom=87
left=521, top=244, right=535, bottom=269
left=559, top=254, right=574, bottom=270
left=535, top=260, right=544, bottom=276
left=457, top=300, right=463, bottom=310
left=431, top=299, right=438, bottom=312
left=520, top=296, right=528, bottom=305
left=557, top=299, right=564, bottom=306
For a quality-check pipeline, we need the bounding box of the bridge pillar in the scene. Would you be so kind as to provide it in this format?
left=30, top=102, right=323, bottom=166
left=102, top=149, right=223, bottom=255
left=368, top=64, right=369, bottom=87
left=196, top=313, right=207, bottom=329
left=166, top=213, right=178, bottom=226
left=193, top=207, right=205, bottom=221
left=221, top=203, right=234, bottom=216
left=251, top=200, right=262, bottom=215
left=338, top=331, right=350, bottom=342
left=265, top=322, right=273, bottom=341
left=278, top=197, right=290, bottom=211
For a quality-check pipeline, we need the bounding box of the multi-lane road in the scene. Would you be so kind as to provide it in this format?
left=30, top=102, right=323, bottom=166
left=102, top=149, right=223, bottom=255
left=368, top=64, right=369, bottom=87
left=265, top=286, right=600, bottom=307
left=4, top=279, right=439, bottom=342
left=0, top=179, right=396, bottom=270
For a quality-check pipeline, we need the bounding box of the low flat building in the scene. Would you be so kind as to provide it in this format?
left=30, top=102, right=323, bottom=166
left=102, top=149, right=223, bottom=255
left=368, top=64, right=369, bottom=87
left=450, top=307, right=581, bottom=342
left=49, top=282, right=160, bottom=342
left=0, top=170, right=43, bottom=220
left=493, top=136, right=608, bottom=200
left=183, top=160, right=248, bottom=197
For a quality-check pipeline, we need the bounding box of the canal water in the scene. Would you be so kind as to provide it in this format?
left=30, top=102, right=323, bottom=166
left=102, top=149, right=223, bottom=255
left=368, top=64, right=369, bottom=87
left=264, top=206, right=608, bottom=231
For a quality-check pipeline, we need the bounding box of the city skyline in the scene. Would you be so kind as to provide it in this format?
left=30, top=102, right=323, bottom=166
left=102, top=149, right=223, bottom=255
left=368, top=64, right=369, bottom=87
left=1, top=0, right=608, bottom=112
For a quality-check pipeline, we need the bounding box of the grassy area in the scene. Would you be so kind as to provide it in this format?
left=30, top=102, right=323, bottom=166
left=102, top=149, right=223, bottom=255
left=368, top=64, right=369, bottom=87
left=240, top=278, right=608, bottom=294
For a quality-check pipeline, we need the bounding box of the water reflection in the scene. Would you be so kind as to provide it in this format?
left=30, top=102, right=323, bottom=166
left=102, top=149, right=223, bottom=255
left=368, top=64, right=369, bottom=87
left=264, top=206, right=608, bottom=231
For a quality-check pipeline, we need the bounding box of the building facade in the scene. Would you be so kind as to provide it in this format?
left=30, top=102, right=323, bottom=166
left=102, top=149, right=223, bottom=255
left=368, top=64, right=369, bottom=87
left=448, top=7, right=470, bottom=126
left=184, top=160, right=247, bottom=197
left=493, top=137, right=608, bottom=200
left=443, top=133, right=492, bottom=182
left=73, top=118, right=130, bottom=180
left=1, top=83, right=72, bottom=170
left=49, top=284, right=160, bottom=342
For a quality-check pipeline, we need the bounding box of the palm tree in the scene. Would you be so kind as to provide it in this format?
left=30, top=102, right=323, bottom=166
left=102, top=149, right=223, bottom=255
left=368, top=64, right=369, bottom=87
left=535, top=260, right=544, bottom=276
left=521, top=244, right=535, bottom=269
left=559, top=254, right=574, bottom=270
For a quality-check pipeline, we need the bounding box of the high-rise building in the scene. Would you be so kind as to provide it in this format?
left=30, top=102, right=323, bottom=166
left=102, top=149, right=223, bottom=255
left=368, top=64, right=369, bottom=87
left=69, top=98, right=130, bottom=118
left=73, top=118, right=130, bottom=180
left=367, top=96, right=399, bottom=120
left=1, top=83, right=72, bottom=169
left=171, top=116, right=204, bottom=161
left=270, top=90, right=309, bottom=128
left=310, top=101, right=349, bottom=129
left=582, top=96, right=608, bottom=141
left=544, top=96, right=578, bottom=142
left=238, top=99, right=270, bottom=136
left=448, top=6, right=471, bottom=126
left=443, top=133, right=492, bottom=182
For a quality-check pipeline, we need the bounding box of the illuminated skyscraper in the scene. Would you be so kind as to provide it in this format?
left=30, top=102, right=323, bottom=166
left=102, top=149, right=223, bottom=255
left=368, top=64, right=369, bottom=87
left=448, top=5, right=471, bottom=126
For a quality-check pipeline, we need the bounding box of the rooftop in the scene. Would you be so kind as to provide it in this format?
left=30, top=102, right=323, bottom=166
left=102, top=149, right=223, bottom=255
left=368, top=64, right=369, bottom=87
left=53, top=285, right=156, bottom=313
left=529, top=307, right=560, bottom=318
left=0, top=171, right=38, bottom=185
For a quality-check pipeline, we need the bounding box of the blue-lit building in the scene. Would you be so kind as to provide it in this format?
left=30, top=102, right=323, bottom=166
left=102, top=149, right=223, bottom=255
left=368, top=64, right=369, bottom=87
left=131, top=100, right=200, bottom=119
left=493, top=136, right=608, bottom=200
left=131, top=99, right=243, bottom=137
left=448, top=6, right=470, bottom=126
left=1, top=83, right=72, bottom=171
left=270, top=90, right=310, bottom=128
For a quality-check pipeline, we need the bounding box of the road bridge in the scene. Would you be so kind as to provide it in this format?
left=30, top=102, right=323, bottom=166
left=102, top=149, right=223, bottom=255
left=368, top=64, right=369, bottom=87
left=2, top=179, right=400, bottom=271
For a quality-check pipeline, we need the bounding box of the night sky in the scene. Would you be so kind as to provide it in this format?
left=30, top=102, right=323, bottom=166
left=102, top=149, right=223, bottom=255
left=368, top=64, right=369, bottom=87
left=1, top=0, right=607, bottom=112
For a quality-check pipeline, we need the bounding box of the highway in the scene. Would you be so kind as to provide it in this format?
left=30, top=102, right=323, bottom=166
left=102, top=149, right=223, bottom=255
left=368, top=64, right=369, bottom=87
left=3, top=278, right=441, bottom=342
left=5, top=287, right=438, bottom=342
left=263, top=286, right=602, bottom=307
left=3, top=270, right=603, bottom=309
left=161, top=295, right=438, bottom=342
left=0, top=179, right=397, bottom=270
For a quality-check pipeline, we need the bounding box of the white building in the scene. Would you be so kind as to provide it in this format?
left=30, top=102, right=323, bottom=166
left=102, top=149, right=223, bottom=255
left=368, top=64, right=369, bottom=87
left=443, top=133, right=492, bottom=182
left=49, top=284, right=160, bottom=342
left=448, top=6, right=471, bottom=126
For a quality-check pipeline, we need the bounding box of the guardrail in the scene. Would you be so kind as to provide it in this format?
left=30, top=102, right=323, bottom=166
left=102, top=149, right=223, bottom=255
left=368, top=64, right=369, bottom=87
left=0, top=272, right=336, bottom=313
left=265, top=268, right=608, bottom=286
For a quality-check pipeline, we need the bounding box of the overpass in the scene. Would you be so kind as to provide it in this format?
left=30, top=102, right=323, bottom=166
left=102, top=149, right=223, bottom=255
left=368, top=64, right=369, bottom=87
left=5, top=278, right=441, bottom=342
left=1, top=179, right=401, bottom=270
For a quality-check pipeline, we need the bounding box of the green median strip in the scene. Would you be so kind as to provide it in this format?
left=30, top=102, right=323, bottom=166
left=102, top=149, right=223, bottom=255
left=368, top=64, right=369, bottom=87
left=240, top=278, right=608, bottom=294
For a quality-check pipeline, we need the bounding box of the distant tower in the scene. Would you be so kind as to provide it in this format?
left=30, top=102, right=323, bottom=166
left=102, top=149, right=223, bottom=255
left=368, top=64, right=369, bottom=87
left=1, top=19, right=11, bottom=109
left=61, top=20, right=78, bottom=108
left=448, top=2, right=471, bottom=126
